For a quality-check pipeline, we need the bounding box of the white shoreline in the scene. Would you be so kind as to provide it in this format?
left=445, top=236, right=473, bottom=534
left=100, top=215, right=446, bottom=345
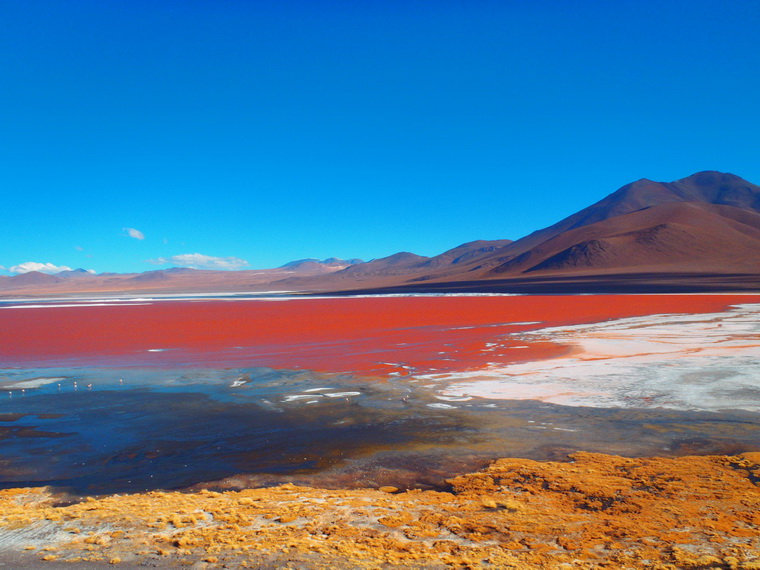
left=0, top=291, right=524, bottom=308
left=437, top=303, right=760, bottom=413
left=3, top=291, right=759, bottom=309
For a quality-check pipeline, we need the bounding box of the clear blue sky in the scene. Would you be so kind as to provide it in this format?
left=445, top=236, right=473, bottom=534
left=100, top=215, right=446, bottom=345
left=1, top=0, right=758, bottom=273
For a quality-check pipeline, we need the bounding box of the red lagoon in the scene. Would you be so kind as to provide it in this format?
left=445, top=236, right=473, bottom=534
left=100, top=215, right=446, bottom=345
left=1, top=294, right=758, bottom=374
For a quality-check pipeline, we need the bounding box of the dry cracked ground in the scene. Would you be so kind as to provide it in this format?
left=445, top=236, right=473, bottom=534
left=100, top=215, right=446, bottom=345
left=0, top=452, right=759, bottom=569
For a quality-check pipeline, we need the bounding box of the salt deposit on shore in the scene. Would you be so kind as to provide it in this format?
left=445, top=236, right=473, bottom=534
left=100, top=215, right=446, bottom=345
left=438, top=303, right=760, bottom=413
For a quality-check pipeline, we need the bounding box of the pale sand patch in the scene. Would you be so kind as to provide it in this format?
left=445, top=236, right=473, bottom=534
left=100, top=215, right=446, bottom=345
left=438, top=303, right=760, bottom=413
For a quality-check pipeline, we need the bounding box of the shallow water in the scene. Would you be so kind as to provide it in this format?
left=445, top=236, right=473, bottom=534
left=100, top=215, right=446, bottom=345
left=1, top=294, right=759, bottom=496
left=1, top=364, right=759, bottom=496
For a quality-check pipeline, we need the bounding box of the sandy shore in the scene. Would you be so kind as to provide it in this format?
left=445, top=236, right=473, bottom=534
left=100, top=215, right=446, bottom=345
left=0, top=451, right=758, bottom=569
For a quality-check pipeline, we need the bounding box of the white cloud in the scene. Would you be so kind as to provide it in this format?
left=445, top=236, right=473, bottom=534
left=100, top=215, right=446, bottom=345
left=148, top=253, right=250, bottom=271
left=124, top=227, right=145, bottom=240
left=10, top=261, right=73, bottom=274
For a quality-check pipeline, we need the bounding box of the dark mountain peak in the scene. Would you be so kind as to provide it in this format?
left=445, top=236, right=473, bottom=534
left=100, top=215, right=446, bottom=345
left=336, top=252, right=429, bottom=278
left=667, top=171, right=760, bottom=210
left=58, top=268, right=95, bottom=278
left=501, top=171, right=760, bottom=259
left=320, top=257, right=362, bottom=266
left=378, top=252, right=428, bottom=264
left=677, top=170, right=744, bottom=186
left=127, top=268, right=201, bottom=281
left=487, top=180, right=760, bottom=278
left=596, top=171, right=757, bottom=210
left=281, top=258, right=363, bottom=270
left=281, top=258, right=320, bottom=268
left=454, top=239, right=514, bottom=250
left=419, top=239, right=514, bottom=271
left=627, top=177, right=656, bottom=186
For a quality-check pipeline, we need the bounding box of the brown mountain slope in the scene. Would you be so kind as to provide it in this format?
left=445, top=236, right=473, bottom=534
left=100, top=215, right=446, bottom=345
left=338, top=252, right=430, bottom=277
left=488, top=202, right=760, bottom=275
left=500, top=170, right=760, bottom=259
left=400, top=171, right=760, bottom=286
left=271, top=240, right=514, bottom=290
left=418, top=239, right=513, bottom=269
left=269, top=252, right=431, bottom=291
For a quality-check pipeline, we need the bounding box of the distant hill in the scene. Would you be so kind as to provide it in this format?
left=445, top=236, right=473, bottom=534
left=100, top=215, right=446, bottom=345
left=0, top=258, right=359, bottom=296
left=57, top=268, right=95, bottom=279
left=3, top=271, right=62, bottom=287
left=270, top=240, right=515, bottom=290
left=279, top=258, right=362, bottom=272
left=419, top=240, right=513, bottom=270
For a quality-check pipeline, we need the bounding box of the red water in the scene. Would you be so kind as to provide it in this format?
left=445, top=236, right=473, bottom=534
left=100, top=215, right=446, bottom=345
left=1, top=295, right=757, bottom=374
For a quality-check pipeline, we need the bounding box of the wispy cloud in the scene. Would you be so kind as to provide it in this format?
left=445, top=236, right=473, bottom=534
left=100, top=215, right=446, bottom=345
left=10, top=261, right=73, bottom=274
left=148, top=253, right=250, bottom=271
left=124, top=227, right=145, bottom=240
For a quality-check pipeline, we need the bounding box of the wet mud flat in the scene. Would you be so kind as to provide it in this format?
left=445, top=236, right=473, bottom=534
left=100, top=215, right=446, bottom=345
left=1, top=365, right=759, bottom=498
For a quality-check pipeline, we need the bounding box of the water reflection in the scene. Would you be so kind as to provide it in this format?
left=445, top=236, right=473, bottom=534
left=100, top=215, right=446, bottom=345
left=1, top=366, right=759, bottom=496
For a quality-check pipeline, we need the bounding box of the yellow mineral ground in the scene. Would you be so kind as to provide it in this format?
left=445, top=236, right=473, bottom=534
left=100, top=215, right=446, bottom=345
left=1, top=452, right=759, bottom=568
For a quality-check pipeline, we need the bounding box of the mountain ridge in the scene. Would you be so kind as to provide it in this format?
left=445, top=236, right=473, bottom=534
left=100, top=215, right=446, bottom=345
left=2, top=171, right=759, bottom=296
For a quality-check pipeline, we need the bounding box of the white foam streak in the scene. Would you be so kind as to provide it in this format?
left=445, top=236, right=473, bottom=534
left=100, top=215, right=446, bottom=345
left=323, top=391, right=362, bottom=398
left=2, top=377, right=66, bottom=389
left=1, top=303, right=152, bottom=309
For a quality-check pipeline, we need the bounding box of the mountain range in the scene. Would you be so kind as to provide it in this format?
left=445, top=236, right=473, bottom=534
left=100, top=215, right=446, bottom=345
left=2, top=171, right=759, bottom=296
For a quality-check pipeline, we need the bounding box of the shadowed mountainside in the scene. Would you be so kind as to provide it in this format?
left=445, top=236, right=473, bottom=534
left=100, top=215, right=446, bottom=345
left=419, top=170, right=760, bottom=280
left=489, top=201, right=760, bottom=275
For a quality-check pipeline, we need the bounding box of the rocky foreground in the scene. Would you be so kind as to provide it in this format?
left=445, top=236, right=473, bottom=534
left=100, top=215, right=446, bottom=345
left=1, top=452, right=758, bottom=569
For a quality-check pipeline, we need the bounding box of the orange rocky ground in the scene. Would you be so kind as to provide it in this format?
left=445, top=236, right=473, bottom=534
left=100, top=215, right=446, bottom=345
left=0, top=452, right=758, bottom=568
